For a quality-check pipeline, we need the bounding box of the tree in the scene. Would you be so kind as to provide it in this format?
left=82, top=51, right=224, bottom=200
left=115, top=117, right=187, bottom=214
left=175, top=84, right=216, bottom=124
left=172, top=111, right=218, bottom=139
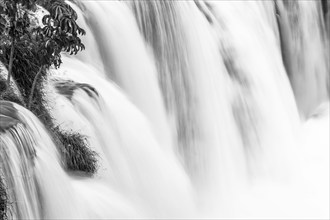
left=0, top=0, right=85, bottom=108
left=0, top=0, right=38, bottom=85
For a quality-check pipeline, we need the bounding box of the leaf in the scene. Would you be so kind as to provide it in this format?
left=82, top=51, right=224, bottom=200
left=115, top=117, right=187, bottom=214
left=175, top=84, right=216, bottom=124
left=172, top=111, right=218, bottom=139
left=42, top=14, right=51, bottom=25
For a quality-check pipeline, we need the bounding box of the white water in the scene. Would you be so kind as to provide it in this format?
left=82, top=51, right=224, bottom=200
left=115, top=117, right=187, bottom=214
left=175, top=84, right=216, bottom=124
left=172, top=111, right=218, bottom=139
left=0, top=0, right=329, bottom=219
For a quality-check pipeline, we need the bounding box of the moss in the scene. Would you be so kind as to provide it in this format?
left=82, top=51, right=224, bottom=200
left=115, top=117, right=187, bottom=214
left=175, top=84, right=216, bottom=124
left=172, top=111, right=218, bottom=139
left=0, top=79, right=6, bottom=93
left=0, top=90, right=24, bottom=106
left=0, top=175, right=8, bottom=220
left=52, top=127, right=98, bottom=174
left=0, top=78, right=24, bottom=106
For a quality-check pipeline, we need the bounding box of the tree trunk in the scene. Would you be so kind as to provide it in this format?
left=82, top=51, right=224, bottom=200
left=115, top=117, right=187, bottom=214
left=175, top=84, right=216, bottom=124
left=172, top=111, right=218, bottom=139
left=6, top=39, right=15, bottom=86
left=28, top=67, right=44, bottom=109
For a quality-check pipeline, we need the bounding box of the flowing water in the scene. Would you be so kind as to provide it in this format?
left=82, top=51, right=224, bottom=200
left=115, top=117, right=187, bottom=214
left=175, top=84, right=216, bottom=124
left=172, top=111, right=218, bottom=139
left=0, top=0, right=329, bottom=219
left=276, top=0, right=329, bottom=118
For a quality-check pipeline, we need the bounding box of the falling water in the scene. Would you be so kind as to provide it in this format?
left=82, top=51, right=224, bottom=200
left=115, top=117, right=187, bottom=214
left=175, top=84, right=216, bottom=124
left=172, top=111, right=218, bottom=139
left=276, top=0, right=329, bottom=117
left=0, top=102, right=41, bottom=219
left=0, top=0, right=329, bottom=219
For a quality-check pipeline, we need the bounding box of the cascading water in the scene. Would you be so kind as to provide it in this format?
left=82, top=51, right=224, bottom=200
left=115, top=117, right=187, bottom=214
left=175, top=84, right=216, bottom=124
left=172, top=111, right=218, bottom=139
left=276, top=0, right=329, bottom=117
left=0, top=103, right=41, bottom=219
left=0, top=0, right=329, bottom=219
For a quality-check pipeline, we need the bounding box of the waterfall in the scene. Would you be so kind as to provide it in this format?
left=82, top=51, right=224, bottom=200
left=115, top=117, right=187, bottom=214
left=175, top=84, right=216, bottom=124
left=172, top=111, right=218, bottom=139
left=0, top=102, right=41, bottom=219
left=0, top=0, right=329, bottom=219
left=50, top=58, right=195, bottom=217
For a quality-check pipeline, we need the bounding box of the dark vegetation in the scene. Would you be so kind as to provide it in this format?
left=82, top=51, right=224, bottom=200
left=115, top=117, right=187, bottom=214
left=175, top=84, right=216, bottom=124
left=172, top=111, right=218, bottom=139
left=0, top=173, right=8, bottom=220
left=0, top=78, right=23, bottom=105
left=53, top=126, right=98, bottom=174
left=0, top=1, right=97, bottom=216
left=0, top=0, right=85, bottom=107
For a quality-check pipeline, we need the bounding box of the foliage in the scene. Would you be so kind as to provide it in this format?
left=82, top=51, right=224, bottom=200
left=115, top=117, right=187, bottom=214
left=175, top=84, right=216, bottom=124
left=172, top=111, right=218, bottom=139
left=0, top=1, right=37, bottom=38
left=34, top=0, right=85, bottom=69
left=0, top=0, right=85, bottom=100
left=0, top=174, right=8, bottom=220
left=53, top=126, right=98, bottom=174
left=0, top=78, right=24, bottom=105
left=0, top=0, right=38, bottom=84
left=0, top=77, right=5, bottom=92
left=0, top=88, right=24, bottom=105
